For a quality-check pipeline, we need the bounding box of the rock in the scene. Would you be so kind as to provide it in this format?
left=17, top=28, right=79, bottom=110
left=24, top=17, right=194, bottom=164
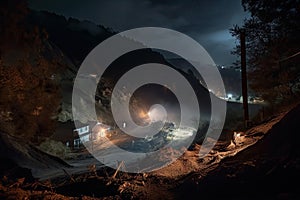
left=57, top=109, right=73, bottom=122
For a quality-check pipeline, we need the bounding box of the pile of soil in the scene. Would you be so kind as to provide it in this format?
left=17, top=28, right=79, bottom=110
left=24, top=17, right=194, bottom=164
left=176, top=104, right=300, bottom=199
left=1, top=104, right=300, bottom=199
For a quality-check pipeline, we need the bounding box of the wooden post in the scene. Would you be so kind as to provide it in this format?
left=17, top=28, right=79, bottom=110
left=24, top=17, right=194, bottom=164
left=240, top=30, right=249, bottom=128
left=112, top=161, right=124, bottom=179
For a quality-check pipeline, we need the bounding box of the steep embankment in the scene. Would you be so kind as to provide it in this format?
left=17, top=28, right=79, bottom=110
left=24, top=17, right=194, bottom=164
left=176, top=104, right=300, bottom=199
left=0, top=131, right=71, bottom=183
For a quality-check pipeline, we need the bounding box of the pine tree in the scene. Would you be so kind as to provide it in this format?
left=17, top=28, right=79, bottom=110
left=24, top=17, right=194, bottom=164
left=230, top=0, right=300, bottom=105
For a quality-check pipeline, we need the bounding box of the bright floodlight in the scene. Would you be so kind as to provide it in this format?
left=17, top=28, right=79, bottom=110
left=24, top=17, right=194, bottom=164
left=147, top=104, right=167, bottom=122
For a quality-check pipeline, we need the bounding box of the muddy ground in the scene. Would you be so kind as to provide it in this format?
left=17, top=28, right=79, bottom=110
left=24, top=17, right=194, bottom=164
left=1, top=105, right=300, bottom=199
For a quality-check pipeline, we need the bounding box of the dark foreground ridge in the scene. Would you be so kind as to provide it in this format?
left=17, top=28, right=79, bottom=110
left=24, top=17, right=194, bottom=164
left=177, top=104, right=300, bottom=199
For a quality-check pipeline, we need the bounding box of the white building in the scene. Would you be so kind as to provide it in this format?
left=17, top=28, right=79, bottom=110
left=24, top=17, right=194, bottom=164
left=73, top=122, right=111, bottom=148
left=73, top=125, right=90, bottom=148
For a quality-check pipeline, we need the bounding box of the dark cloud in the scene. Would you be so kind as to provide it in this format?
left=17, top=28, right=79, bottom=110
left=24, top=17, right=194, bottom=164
left=28, top=0, right=248, bottom=65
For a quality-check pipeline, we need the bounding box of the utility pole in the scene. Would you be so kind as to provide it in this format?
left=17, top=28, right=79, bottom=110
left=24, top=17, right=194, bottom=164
left=240, top=29, right=249, bottom=128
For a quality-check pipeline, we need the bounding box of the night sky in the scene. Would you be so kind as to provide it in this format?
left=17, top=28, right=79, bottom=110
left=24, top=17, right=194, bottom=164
left=28, top=0, right=249, bottom=66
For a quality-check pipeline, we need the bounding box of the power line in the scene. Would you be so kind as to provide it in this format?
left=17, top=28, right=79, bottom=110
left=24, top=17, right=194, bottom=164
left=279, top=51, right=300, bottom=63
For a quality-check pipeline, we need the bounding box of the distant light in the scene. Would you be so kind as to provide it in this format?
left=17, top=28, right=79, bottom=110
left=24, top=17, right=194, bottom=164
left=227, top=93, right=233, bottom=99
left=89, top=74, right=97, bottom=78
left=98, top=128, right=106, bottom=138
